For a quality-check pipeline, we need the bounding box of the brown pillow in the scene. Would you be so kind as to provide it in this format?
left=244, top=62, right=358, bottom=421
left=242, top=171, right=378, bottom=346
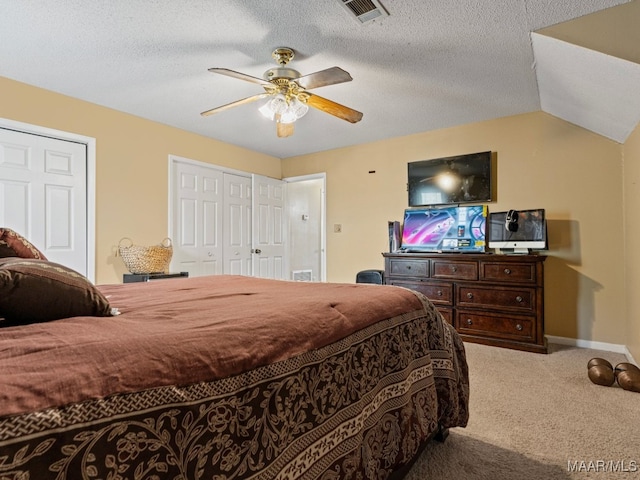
left=0, top=258, right=112, bottom=325
left=0, top=228, right=48, bottom=260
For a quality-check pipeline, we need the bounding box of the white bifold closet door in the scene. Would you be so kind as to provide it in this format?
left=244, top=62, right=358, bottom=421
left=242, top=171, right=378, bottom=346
left=170, top=158, right=286, bottom=279
left=0, top=127, right=88, bottom=275
left=252, top=174, right=286, bottom=279
left=170, top=159, right=253, bottom=277
left=171, top=160, right=224, bottom=276
left=222, top=172, right=252, bottom=275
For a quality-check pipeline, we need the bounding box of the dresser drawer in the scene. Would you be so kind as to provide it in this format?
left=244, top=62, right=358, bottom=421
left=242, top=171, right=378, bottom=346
left=388, top=259, right=429, bottom=277
left=437, top=307, right=453, bottom=324
left=430, top=260, right=478, bottom=280
left=480, top=261, right=537, bottom=284
left=418, top=282, right=453, bottom=305
left=455, top=311, right=534, bottom=341
left=389, top=280, right=453, bottom=305
left=456, top=285, right=536, bottom=313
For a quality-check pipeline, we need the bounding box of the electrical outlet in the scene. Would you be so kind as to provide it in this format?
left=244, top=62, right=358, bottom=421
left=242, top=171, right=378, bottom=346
left=334, top=224, right=342, bottom=233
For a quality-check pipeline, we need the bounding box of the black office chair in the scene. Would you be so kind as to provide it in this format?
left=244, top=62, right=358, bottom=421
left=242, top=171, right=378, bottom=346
left=355, top=269, right=384, bottom=285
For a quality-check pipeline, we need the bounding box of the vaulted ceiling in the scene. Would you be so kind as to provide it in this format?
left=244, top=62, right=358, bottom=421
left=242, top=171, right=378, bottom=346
left=1, top=1, right=639, bottom=158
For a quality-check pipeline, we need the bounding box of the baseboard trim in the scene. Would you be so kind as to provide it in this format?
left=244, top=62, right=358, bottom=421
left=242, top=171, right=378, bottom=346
left=546, top=335, right=637, bottom=365
left=624, top=346, right=638, bottom=366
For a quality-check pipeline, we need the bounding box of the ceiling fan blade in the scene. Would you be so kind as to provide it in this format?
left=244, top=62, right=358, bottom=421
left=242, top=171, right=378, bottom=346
left=276, top=117, right=295, bottom=138
left=201, top=93, right=270, bottom=117
left=296, top=67, right=353, bottom=90
left=306, top=93, right=363, bottom=124
left=208, top=68, right=270, bottom=85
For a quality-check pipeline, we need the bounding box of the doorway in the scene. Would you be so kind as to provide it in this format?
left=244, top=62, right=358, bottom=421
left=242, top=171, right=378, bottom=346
left=284, top=174, right=326, bottom=282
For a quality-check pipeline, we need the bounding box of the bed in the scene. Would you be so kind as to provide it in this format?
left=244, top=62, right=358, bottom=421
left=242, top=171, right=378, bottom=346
left=0, top=265, right=469, bottom=479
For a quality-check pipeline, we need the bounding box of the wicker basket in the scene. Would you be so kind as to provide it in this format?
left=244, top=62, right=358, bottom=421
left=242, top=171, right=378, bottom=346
left=117, top=237, right=173, bottom=274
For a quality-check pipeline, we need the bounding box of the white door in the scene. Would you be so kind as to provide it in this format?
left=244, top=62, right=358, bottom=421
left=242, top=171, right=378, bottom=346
left=0, top=127, right=87, bottom=275
left=170, top=160, right=223, bottom=277
left=222, top=172, right=253, bottom=275
left=252, top=174, right=286, bottom=279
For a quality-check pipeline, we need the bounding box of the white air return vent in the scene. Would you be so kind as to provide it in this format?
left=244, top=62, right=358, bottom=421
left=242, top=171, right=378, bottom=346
left=292, top=269, right=313, bottom=282
left=339, top=0, right=388, bottom=24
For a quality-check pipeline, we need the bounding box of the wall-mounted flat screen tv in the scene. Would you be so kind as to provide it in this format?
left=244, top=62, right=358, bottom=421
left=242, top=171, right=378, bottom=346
left=400, top=205, right=487, bottom=253
left=488, top=209, right=547, bottom=254
left=407, top=151, right=492, bottom=207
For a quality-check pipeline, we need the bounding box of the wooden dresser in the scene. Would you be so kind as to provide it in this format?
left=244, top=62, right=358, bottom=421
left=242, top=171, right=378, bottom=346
left=383, top=253, right=547, bottom=353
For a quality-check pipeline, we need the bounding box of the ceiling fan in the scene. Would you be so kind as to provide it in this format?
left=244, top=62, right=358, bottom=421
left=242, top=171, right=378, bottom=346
left=201, top=47, right=363, bottom=138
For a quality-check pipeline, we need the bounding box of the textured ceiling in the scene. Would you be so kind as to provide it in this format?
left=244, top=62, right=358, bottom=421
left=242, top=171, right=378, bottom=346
left=0, top=0, right=635, bottom=158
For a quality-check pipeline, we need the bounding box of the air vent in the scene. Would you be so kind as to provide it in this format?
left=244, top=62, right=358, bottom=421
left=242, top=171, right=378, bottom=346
left=339, top=0, right=388, bottom=24
left=292, top=269, right=313, bottom=282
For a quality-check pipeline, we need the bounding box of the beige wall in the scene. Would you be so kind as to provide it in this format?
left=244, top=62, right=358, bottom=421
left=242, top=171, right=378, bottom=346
left=537, top=1, right=640, bottom=65
left=0, top=76, right=281, bottom=284
left=624, top=123, right=640, bottom=362
left=282, top=112, right=627, bottom=345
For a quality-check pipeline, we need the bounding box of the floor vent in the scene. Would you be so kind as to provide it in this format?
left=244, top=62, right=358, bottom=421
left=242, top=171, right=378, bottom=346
left=292, top=269, right=313, bottom=282
left=339, top=0, right=388, bottom=24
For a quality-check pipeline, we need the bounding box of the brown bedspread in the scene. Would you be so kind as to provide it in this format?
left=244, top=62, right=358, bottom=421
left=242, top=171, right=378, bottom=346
left=0, top=275, right=469, bottom=479
left=2, top=275, right=424, bottom=416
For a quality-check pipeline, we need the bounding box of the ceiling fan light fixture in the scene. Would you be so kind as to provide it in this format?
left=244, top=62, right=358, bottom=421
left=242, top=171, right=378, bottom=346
left=289, top=97, right=309, bottom=118
left=279, top=110, right=297, bottom=124
left=269, top=94, right=288, bottom=115
left=260, top=95, right=309, bottom=124
left=258, top=102, right=275, bottom=120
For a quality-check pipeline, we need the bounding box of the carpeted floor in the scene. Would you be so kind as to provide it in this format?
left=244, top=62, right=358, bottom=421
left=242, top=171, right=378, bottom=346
left=405, top=342, right=639, bottom=479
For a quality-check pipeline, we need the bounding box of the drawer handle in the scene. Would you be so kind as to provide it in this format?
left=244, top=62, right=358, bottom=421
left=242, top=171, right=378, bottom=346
left=406, top=265, right=411, bottom=270
left=466, top=319, right=473, bottom=326
left=515, top=295, right=523, bottom=303
left=504, top=268, right=511, bottom=275
left=451, top=266, right=457, bottom=272
left=516, top=324, right=523, bottom=331
left=436, top=290, right=443, bottom=296
left=466, top=292, right=474, bottom=300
